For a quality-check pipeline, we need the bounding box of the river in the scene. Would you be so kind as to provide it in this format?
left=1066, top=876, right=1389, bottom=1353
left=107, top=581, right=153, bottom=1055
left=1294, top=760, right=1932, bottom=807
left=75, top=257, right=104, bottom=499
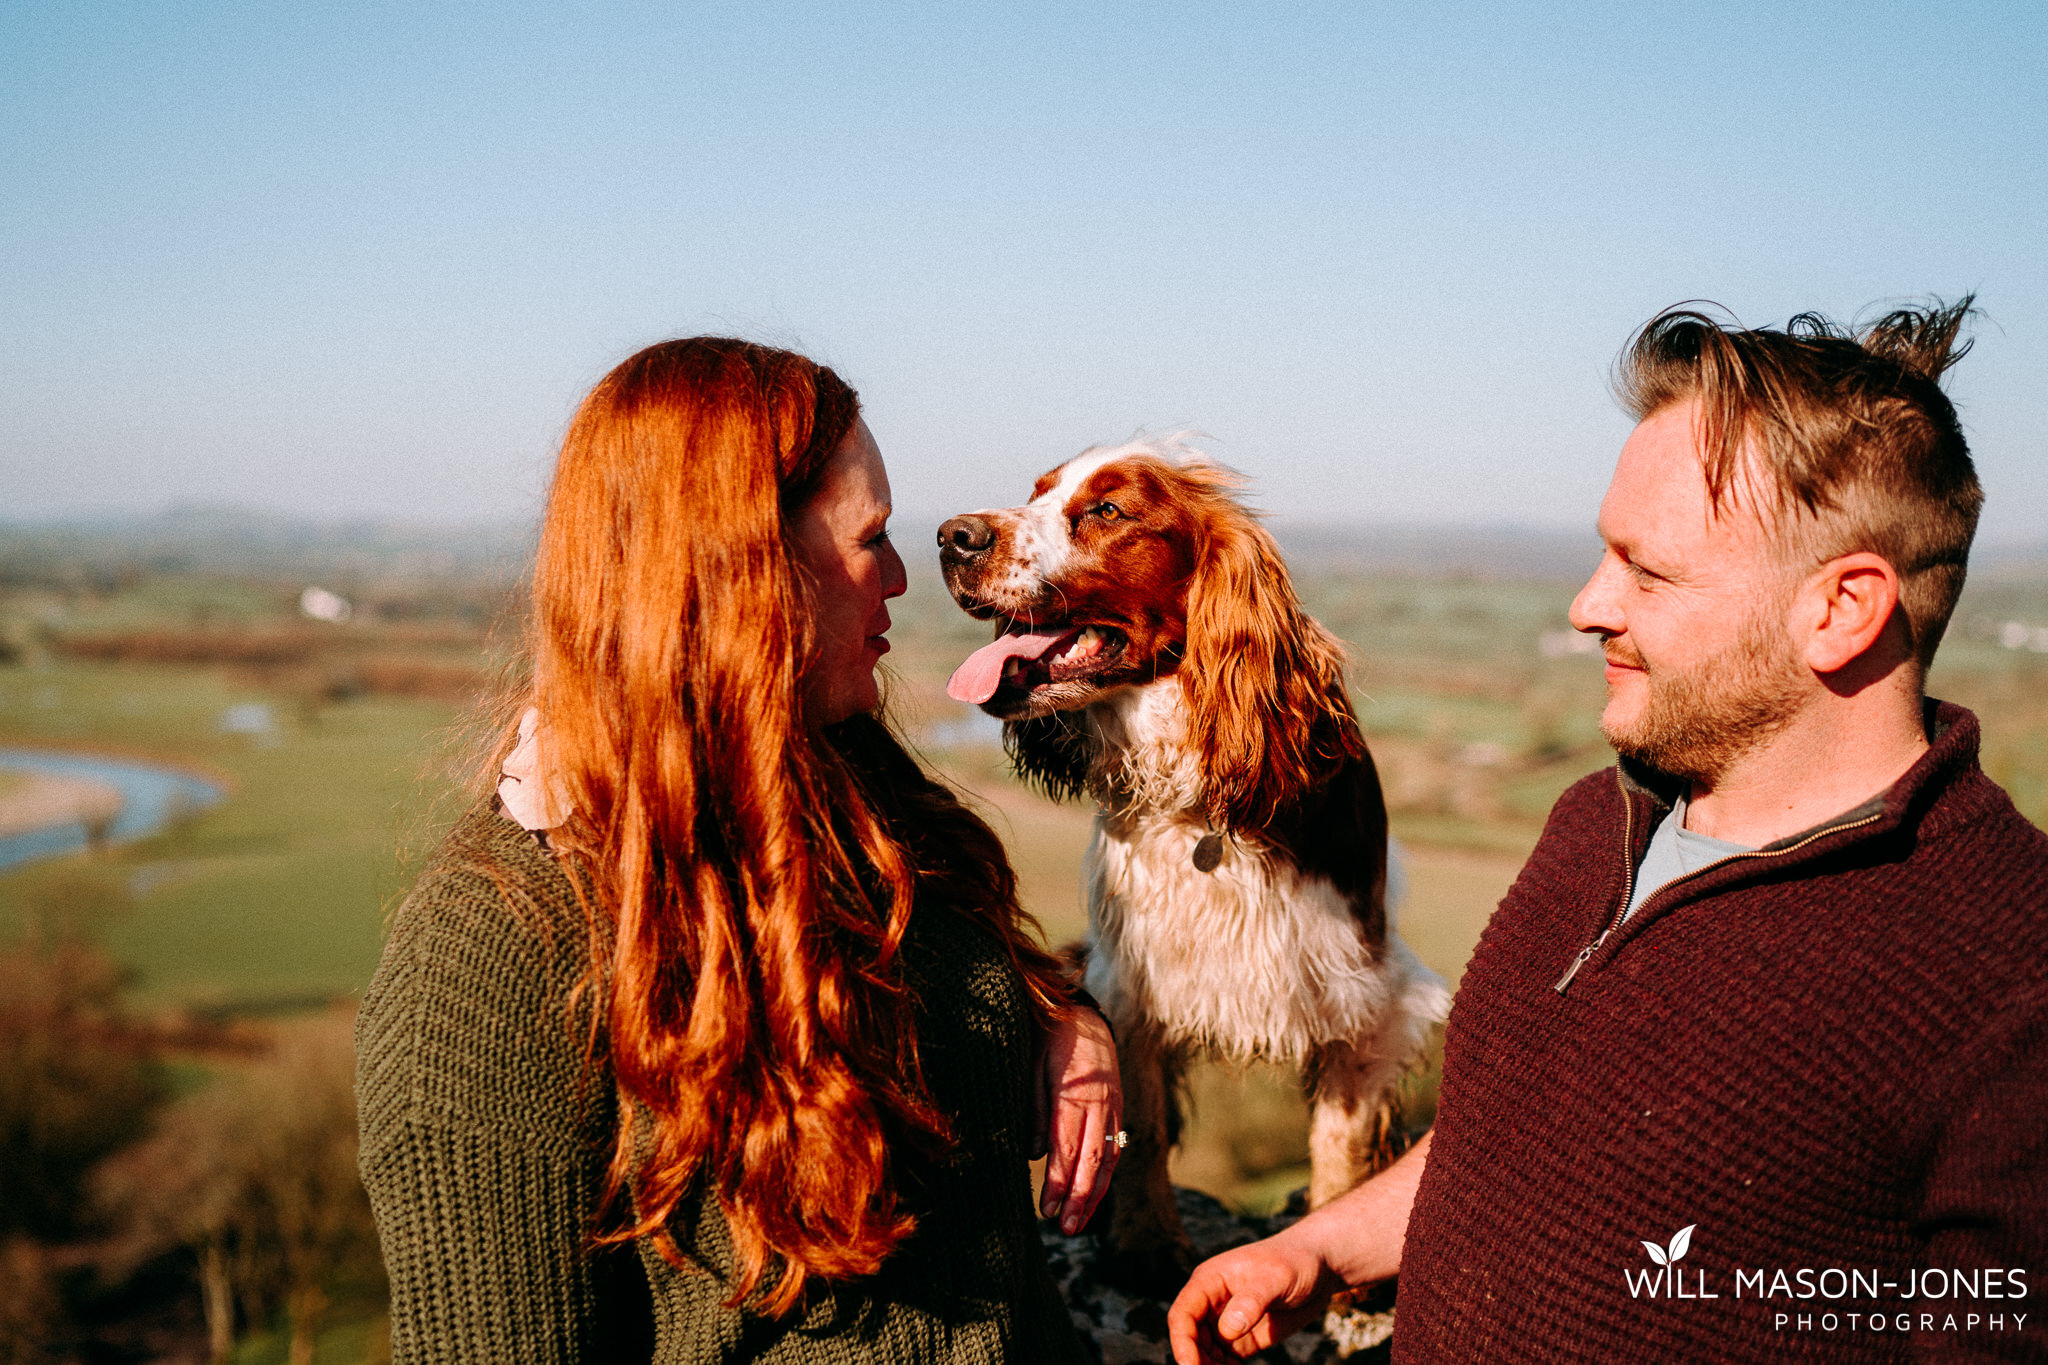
left=0, top=748, right=226, bottom=872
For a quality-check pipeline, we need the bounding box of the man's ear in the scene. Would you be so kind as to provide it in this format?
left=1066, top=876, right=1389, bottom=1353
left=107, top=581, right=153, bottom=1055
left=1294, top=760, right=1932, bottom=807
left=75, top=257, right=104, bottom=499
left=1802, top=552, right=1905, bottom=676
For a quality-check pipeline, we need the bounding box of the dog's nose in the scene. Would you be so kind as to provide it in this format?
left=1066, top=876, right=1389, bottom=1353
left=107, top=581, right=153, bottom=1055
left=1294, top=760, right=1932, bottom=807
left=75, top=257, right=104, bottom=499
left=938, top=515, right=995, bottom=560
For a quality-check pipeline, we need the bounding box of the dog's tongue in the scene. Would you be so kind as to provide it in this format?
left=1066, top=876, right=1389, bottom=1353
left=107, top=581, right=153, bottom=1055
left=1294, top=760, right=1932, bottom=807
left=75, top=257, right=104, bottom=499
left=947, top=630, right=1074, bottom=705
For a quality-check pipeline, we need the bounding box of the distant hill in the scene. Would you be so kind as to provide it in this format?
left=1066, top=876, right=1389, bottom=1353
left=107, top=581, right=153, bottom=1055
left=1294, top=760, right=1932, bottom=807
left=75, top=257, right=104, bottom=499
left=0, top=507, right=534, bottom=586
left=894, top=510, right=1608, bottom=583
left=4, top=507, right=2043, bottom=589
left=1283, top=523, right=2048, bottom=584
left=1976, top=543, right=2048, bottom=582
left=1272, top=522, right=1602, bottom=582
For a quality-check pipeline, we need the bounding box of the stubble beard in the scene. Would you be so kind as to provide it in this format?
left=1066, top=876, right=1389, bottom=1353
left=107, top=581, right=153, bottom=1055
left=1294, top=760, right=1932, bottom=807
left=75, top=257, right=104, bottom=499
left=1601, top=607, right=1808, bottom=784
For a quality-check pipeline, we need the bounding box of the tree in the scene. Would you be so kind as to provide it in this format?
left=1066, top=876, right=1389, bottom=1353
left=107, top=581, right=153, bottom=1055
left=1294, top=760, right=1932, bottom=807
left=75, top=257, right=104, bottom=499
left=97, top=1011, right=383, bottom=1365
left=0, top=926, right=164, bottom=1361
left=0, top=921, right=162, bottom=1245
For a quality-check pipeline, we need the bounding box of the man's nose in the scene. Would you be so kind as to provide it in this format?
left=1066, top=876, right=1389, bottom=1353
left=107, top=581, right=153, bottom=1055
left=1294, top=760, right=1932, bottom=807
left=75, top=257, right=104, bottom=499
left=937, top=515, right=995, bottom=566
left=1569, top=553, right=1622, bottom=637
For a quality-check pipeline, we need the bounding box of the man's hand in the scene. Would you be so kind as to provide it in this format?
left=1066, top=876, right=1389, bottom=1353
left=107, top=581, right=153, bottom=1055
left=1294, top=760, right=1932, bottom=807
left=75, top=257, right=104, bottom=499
left=1168, top=1131, right=1434, bottom=1365
left=1168, top=1225, right=1335, bottom=1363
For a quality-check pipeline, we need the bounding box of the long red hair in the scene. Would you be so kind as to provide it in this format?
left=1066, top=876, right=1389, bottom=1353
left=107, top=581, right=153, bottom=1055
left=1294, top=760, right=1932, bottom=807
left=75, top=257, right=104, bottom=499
left=526, top=338, right=1069, bottom=1314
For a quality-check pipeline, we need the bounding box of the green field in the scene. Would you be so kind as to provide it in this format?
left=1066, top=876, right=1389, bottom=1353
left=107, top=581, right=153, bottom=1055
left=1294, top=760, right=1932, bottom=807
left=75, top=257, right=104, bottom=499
left=0, top=566, right=1585, bottom=1011
left=6, top=559, right=2046, bottom=1048
left=7, top=559, right=2048, bottom=1004
left=0, top=666, right=456, bottom=1010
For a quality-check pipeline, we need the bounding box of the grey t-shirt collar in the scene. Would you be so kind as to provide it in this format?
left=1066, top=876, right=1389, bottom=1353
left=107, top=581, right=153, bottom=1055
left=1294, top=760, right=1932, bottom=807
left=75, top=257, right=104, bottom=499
left=1623, top=794, right=1756, bottom=922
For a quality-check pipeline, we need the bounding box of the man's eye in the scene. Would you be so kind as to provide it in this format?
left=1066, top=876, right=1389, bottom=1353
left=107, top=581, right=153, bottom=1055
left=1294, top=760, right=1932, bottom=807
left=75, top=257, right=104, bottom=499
left=867, top=528, right=892, bottom=546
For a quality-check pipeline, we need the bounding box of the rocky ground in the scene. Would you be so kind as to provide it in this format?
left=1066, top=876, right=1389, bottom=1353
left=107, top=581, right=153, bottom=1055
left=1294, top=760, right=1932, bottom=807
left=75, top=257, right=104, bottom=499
left=1047, top=1188, right=1396, bottom=1364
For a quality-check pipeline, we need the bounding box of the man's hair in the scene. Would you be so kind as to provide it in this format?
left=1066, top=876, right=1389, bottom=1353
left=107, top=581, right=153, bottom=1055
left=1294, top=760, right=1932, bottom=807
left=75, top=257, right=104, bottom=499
left=1616, top=297, right=1982, bottom=668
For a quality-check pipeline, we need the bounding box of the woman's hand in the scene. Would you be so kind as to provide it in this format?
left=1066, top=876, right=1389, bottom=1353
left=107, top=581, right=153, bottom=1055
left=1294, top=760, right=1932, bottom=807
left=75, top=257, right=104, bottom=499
left=1032, top=1005, right=1121, bottom=1235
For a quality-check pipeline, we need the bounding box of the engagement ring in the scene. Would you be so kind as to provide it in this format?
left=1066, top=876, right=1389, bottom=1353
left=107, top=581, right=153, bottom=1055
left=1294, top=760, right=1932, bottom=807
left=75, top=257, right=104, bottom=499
left=1105, top=1130, right=1128, bottom=1149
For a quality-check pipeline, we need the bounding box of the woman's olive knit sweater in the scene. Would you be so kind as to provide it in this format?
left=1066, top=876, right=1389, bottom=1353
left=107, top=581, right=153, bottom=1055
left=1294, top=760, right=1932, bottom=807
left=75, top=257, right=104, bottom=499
left=355, top=807, right=1086, bottom=1363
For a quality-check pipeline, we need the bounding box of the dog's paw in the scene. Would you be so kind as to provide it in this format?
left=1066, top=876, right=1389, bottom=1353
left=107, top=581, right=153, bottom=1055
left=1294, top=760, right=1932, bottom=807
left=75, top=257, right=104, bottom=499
left=1094, top=1235, right=1199, bottom=1300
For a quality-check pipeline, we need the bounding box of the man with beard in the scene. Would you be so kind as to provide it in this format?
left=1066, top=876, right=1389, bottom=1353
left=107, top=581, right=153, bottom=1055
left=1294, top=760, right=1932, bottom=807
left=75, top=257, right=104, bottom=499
left=1169, top=299, right=2048, bottom=1365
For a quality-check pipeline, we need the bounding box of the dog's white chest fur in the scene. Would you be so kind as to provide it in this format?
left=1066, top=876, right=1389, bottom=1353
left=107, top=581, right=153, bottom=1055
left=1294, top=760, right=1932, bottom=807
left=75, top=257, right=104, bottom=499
left=1083, top=813, right=1405, bottom=1064
left=1075, top=680, right=1422, bottom=1065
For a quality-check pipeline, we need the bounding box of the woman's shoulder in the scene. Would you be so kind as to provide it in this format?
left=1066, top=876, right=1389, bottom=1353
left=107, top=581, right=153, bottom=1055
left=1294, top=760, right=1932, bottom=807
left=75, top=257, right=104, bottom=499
left=380, top=805, right=587, bottom=973
left=356, top=802, right=607, bottom=1153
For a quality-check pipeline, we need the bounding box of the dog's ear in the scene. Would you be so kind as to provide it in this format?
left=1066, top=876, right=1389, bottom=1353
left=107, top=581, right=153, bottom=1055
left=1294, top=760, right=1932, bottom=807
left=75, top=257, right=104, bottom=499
left=1180, top=513, right=1363, bottom=831
left=1300, top=744, right=1392, bottom=949
left=1004, top=711, right=1091, bottom=804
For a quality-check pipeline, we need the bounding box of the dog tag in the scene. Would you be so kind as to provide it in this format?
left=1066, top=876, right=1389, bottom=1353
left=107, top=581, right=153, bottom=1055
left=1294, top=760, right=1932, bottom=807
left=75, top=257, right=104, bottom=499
left=1192, top=834, right=1225, bottom=873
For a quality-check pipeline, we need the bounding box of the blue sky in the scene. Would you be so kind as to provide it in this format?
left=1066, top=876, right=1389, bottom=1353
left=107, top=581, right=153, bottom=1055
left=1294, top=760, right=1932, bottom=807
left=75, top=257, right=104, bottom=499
left=4, top=2, right=2043, bottom=541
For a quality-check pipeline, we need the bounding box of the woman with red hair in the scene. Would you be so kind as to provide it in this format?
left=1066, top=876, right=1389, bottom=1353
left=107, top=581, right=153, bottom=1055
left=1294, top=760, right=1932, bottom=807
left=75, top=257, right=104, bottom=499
left=356, top=338, right=1118, bottom=1361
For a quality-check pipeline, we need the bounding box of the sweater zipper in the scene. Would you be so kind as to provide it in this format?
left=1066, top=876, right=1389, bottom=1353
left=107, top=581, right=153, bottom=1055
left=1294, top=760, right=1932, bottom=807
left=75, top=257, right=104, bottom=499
left=1553, top=777, right=1883, bottom=996
left=1554, top=771, right=1638, bottom=994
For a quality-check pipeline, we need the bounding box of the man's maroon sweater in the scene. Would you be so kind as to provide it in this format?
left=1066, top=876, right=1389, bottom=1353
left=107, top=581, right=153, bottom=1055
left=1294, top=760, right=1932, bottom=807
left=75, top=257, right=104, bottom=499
left=1396, top=702, right=2048, bottom=1363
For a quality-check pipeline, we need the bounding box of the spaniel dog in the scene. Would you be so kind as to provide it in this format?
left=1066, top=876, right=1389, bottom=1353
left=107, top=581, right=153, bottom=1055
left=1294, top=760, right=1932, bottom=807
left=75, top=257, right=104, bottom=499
left=937, top=434, right=1448, bottom=1291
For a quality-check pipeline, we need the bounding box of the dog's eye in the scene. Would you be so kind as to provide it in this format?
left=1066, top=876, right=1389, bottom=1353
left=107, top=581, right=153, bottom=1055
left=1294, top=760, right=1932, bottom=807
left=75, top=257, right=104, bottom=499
left=1094, top=502, right=1123, bottom=522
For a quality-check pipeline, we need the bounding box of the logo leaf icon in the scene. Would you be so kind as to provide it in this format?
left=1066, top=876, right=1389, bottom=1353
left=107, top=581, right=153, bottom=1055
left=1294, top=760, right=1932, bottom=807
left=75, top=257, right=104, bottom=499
left=1641, top=1241, right=1668, bottom=1266
left=1667, top=1224, right=1695, bottom=1264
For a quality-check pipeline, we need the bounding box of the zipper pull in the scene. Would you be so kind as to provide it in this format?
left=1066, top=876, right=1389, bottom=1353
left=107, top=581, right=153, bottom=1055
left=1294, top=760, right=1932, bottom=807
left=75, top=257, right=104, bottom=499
left=1554, top=930, right=1609, bottom=995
